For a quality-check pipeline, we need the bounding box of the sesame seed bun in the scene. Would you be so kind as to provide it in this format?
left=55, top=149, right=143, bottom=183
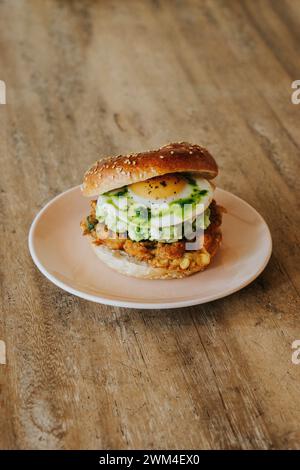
left=81, top=142, right=218, bottom=197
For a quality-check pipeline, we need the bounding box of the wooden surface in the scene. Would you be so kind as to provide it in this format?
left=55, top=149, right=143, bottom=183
left=1, top=0, right=300, bottom=450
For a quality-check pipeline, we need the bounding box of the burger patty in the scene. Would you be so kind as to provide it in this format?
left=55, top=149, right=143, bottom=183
left=81, top=200, right=223, bottom=274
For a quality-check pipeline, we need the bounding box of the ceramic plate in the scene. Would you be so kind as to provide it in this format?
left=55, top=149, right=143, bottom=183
left=28, top=186, right=272, bottom=309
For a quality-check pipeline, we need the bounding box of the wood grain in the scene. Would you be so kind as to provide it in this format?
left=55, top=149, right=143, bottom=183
left=0, top=0, right=299, bottom=449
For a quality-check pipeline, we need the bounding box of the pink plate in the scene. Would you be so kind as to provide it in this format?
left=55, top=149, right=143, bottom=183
left=28, top=186, right=272, bottom=309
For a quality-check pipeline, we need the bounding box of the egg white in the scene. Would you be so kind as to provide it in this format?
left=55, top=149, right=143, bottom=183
left=130, top=176, right=214, bottom=227
left=128, top=176, right=211, bottom=206
left=96, top=175, right=215, bottom=231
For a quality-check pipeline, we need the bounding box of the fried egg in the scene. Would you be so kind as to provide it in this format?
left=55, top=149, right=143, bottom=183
left=128, top=174, right=188, bottom=204
left=127, top=173, right=214, bottom=227
left=96, top=173, right=215, bottom=235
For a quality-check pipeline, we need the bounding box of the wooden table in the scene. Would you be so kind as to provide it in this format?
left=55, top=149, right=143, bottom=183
left=1, top=0, right=299, bottom=450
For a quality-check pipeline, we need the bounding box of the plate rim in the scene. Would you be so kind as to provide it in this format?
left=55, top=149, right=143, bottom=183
left=28, top=186, right=272, bottom=309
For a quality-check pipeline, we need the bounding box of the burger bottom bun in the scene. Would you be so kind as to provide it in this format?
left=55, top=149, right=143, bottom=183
left=90, top=238, right=221, bottom=280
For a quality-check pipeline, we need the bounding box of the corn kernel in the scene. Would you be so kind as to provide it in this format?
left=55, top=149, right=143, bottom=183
left=180, top=258, right=190, bottom=270
left=199, top=253, right=210, bottom=265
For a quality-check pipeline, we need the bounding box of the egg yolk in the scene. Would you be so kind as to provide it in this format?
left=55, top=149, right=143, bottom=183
left=129, top=174, right=187, bottom=200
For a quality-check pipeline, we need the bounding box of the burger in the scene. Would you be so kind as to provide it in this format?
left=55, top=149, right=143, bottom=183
left=80, top=142, right=224, bottom=279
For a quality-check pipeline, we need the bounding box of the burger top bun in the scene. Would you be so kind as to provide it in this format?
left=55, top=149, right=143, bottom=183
left=81, top=142, right=218, bottom=197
